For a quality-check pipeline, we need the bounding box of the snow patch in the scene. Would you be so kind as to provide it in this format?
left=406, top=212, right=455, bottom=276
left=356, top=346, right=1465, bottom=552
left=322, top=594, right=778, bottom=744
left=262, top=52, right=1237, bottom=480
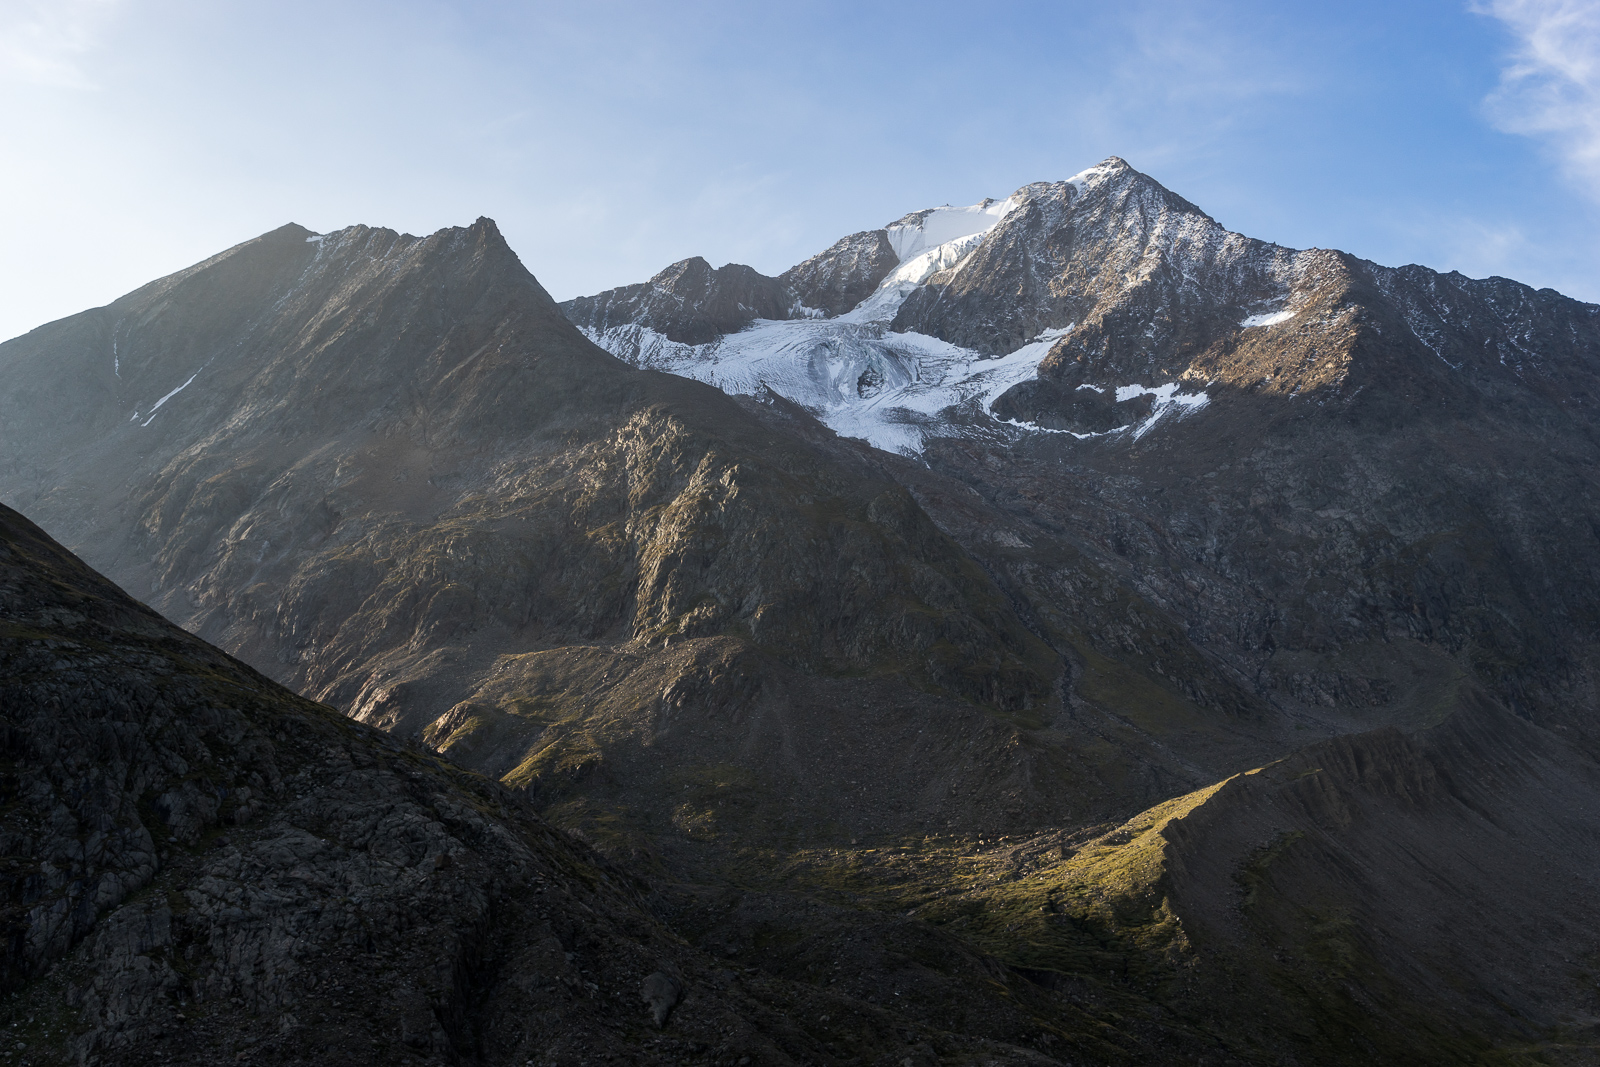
left=834, top=232, right=986, bottom=325
left=139, top=370, right=201, bottom=427
left=1066, top=160, right=1125, bottom=194
left=305, top=234, right=325, bottom=244
left=884, top=195, right=1021, bottom=262
left=1240, top=309, right=1294, bottom=328
left=585, top=315, right=1098, bottom=456
left=1112, top=382, right=1211, bottom=439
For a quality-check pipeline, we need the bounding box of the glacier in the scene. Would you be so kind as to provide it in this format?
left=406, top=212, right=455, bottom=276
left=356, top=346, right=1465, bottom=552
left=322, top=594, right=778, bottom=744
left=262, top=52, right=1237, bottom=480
left=581, top=171, right=1212, bottom=455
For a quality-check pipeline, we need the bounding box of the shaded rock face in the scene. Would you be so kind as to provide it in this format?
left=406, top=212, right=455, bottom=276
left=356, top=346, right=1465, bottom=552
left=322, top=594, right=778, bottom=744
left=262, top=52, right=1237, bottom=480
left=0, top=499, right=676, bottom=1065
left=561, top=256, right=806, bottom=345
left=778, top=229, right=898, bottom=317
left=988, top=378, right=1153, bottom=434
left=0, top=502, right=1110, bottom=1067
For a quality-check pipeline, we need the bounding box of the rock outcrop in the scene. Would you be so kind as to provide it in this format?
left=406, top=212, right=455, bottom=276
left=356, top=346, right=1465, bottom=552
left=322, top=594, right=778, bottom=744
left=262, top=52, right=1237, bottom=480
left=561, top=256, right=807, bottom=345
left=778, top=229, right=898, bottom=317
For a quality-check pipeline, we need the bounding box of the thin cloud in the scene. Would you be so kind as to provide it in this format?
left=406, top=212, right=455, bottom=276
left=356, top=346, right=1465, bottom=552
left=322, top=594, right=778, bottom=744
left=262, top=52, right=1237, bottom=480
left=0, top=0, right=119, bottom=89
left=1479, top=0, right=1600, bottom=197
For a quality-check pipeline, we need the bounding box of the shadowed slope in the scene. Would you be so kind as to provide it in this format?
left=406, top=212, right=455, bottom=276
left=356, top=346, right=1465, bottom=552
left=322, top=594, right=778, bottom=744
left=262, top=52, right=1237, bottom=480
left=0, top=499, right=1133, bottom=1067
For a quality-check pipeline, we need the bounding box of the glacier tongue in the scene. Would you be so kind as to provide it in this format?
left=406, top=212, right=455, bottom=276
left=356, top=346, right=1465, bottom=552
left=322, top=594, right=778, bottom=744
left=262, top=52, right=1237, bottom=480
left=582, top=317, right=1073, bottom=456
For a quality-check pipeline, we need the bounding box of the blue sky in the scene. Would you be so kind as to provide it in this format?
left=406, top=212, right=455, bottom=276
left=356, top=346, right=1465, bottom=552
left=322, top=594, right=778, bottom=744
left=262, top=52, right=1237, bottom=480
left=2, top=0, right=1598, bottom=343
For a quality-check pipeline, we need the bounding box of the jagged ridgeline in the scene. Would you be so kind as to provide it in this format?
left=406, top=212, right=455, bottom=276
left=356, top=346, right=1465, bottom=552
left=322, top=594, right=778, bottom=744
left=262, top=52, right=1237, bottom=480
left=0, top=205, right=1315, bottom=865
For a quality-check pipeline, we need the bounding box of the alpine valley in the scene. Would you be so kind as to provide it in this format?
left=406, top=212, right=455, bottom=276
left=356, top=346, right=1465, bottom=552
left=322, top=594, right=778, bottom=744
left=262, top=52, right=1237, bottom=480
left=2, top=158, right=1598, bottom=1066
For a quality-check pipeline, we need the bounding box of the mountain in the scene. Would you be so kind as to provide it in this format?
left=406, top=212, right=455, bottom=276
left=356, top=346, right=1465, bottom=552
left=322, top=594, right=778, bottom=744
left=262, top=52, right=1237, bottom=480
left=0, top=215, right=1284, bottom=872
left=778, top=228, right=900, bottom=317
left=563, top=157, right=1600, bottom=747
left=4, top=157, right=1600, bottom=1062
left=561, top=256, right=811, bottom=346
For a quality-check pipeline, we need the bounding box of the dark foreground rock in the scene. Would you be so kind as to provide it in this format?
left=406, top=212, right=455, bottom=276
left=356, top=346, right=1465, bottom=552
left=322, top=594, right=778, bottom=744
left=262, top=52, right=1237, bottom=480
left=0, top=501, right=1071, bottom=1067
left=6, top=497, right=1598, bottom=1066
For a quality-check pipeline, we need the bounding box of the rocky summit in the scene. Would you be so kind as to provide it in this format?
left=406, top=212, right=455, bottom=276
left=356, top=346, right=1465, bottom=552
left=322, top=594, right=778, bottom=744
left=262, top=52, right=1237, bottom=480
left=2, top=157, right=1599, bottom=1065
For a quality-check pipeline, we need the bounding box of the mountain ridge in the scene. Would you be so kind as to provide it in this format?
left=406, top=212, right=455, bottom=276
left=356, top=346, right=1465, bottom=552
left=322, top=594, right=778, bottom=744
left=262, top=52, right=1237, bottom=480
left=561, top=157, right=1600, bottom=452
left=4, top=158, right=1600, bottom=1063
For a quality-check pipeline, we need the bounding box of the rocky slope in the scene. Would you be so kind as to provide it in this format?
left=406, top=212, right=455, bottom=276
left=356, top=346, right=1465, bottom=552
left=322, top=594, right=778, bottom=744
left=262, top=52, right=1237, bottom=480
left=777, top=230, right=899, bottom=318
left=561, top=256, right=810, bottom=346
left=9, top=498, right=1596, bottom=1066
left=1, top=499, right=1169, bottom=1067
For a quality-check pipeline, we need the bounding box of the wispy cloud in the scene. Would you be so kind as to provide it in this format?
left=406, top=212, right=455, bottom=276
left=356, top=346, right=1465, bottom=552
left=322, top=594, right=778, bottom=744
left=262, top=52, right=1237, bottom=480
left=0, top=0, right=119, bottom=89
left=1478, top=0, right=1600, bottom=197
